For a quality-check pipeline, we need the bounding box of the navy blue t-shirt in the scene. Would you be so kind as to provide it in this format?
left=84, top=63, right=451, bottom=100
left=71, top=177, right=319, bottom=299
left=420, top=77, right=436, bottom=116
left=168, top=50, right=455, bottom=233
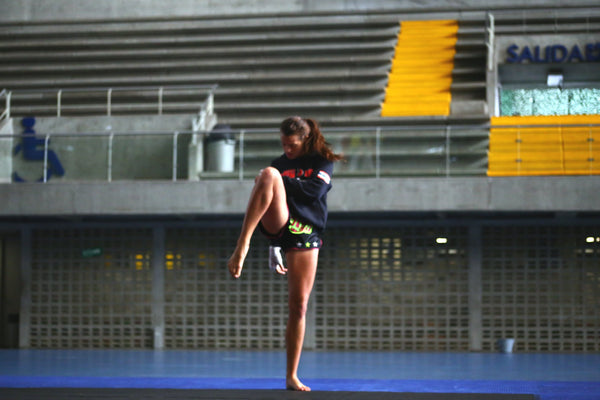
left=271, top=152, right=333, bottom=233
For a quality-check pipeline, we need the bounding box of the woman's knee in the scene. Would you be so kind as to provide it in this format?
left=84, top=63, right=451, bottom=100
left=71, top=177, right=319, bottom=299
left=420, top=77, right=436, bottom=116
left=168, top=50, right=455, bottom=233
left=288, top=296, right=310, bottom=320
left=261, top=166, right=281, bottom=179
left=255, top=166, right=282, bottom=185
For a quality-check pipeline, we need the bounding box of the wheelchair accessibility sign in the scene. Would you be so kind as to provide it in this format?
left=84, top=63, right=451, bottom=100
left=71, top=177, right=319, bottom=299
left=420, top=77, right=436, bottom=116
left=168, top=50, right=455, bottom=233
left=13, top=117, right=64, bottom=182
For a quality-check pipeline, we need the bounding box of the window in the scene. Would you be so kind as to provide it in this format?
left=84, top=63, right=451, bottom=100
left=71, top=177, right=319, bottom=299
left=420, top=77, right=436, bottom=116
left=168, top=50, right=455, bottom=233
left=500, top=88, right=600, bottom=116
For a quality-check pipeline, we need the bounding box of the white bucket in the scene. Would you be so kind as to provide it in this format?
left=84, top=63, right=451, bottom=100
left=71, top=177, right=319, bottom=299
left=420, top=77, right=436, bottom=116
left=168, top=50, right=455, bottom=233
left=497, top=338, right=515, bottom=353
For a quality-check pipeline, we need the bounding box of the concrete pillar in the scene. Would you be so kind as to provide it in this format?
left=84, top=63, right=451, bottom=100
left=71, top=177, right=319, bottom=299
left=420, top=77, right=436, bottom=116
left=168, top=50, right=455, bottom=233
left=152, top=227, right=165, bottom=349
left=18, top=228, right=31, bottom=348
left=468, top=225, right=483, bottom=351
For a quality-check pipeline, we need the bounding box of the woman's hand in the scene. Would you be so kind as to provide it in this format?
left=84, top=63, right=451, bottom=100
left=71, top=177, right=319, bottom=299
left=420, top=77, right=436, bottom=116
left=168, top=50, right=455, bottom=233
left=269, top=246, right=287, bottom=275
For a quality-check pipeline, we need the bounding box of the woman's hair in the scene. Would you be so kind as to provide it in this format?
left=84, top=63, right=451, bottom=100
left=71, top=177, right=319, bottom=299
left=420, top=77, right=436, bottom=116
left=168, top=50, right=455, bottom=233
left=280, top=116, right=343, bottom=162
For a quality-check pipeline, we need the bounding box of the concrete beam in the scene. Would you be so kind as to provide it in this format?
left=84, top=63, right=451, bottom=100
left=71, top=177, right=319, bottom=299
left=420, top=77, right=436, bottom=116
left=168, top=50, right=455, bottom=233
left=1, top=176, right=598, bottom=217
left=2, top=0, right=599, bottom=23
left=330, top=176, right=600, bottom=212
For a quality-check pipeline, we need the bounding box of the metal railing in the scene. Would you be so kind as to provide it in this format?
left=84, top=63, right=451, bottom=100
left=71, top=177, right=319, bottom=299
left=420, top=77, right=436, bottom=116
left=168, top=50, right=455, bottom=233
left=486, top=12, right=495, bottom=72
left=3, top=124, right=492, bottom=183
left=5, top=85, right=218, bottom=118
left=0, top=89, right=10, bottom=123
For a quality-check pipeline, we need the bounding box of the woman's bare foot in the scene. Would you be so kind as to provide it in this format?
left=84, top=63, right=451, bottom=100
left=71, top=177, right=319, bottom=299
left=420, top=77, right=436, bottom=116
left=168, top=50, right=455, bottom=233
left=227, top=243, right=249, bottom=279
left=286, top=376, right=311, bottom=391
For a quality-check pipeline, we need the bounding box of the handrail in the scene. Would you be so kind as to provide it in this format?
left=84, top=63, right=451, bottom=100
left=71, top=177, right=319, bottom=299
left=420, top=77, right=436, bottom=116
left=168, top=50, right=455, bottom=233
left=11, top=84, right=219, bottom=95
left=0, top=89, right=10, bottom=122
left=238, top=129, right=245, bottom=181
left=43, top=134, right=50, bottom=183
left=107, top=132, right=114, bottom=182
left=57, top=90, right=62, bottom=117
left=6, top=123, right=598, bottom=183
left=486, top=12, right=495, bottom=72
left=5, top=122, right=593, bottom=136
left=172, top=131, right=179, bottom=182
left=192, top=90, right=215, bottom=132
left=8, top=85, right=219, bottom=118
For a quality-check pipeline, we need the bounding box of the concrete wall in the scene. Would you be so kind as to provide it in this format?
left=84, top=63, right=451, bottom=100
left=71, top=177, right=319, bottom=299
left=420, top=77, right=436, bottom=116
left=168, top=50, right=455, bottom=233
left=1, top=0, right=598, bottom=22
left=10, top=115, right=197, bottom=182
left=1, top=176, right=599, bottom=217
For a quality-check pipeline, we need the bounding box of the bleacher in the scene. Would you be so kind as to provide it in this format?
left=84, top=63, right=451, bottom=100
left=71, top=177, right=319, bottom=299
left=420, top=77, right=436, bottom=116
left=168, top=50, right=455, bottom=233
left=0, top=13, right=395, bottom=127
left=0, top=11, right=493, bottom=178
left=1, top=8, right=599, bottom=179
left=0, top=11, right=491, bottom=125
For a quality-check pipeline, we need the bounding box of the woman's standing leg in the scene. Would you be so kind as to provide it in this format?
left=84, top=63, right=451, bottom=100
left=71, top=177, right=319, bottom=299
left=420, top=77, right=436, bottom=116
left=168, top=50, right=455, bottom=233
left=285, top=248, right=319, bottom=391
left=227, top=167, right=288, bottom=278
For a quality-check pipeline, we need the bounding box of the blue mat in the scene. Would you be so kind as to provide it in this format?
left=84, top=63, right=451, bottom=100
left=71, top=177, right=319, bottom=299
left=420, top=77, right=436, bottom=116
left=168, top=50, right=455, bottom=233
left=1, top=350, right=598, bottom=400
left=0, top=387, right=539, bottom=400
left=1, top=376, right=599, bottom=400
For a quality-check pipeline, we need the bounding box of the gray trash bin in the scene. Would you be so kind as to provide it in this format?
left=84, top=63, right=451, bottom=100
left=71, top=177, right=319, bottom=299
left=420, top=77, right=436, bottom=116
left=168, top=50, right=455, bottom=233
left=205, top=127, right=235, bottom=172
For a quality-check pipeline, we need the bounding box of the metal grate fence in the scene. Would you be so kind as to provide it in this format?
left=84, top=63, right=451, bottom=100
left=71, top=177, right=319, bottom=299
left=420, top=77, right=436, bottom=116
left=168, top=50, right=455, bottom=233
left=316, top=226, right=470, bottom=351
left=29, top=228, right=153, bottom=349
left=163, top=228, right=288, bottom=349
left=481, top=225, right=600, bottom=352
left=21, top=223, right=600, bottom=352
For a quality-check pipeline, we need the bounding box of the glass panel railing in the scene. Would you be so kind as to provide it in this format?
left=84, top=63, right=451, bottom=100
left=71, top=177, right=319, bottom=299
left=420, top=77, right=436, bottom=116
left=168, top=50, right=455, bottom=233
left=4, top=125, right=497, bottom=183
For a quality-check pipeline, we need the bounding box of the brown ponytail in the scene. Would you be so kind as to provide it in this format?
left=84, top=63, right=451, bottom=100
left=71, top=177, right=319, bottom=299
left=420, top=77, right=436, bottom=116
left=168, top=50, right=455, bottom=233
left=280, top=116, right=343, bottom=162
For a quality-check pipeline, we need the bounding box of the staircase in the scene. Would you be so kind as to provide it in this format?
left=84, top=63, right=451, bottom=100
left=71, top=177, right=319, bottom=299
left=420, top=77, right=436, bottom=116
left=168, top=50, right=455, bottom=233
left=381, top=20, right=457, bottom=117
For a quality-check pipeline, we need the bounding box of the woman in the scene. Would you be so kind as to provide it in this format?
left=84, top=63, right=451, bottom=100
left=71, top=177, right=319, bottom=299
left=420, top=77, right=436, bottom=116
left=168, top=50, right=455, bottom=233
left=227, top=116, right=342, bottom=391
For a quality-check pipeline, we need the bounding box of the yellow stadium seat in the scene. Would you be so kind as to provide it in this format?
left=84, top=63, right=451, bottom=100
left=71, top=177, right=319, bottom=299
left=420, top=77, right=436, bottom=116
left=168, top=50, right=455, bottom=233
left=488, top=116, right=600, bottom=176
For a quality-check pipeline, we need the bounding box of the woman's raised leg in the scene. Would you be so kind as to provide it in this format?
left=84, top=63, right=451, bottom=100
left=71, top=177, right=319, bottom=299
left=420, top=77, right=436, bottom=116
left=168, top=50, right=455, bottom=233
left=227, top=167, right=288, bottom=278
left=285, top=248, right=319, bottom=391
